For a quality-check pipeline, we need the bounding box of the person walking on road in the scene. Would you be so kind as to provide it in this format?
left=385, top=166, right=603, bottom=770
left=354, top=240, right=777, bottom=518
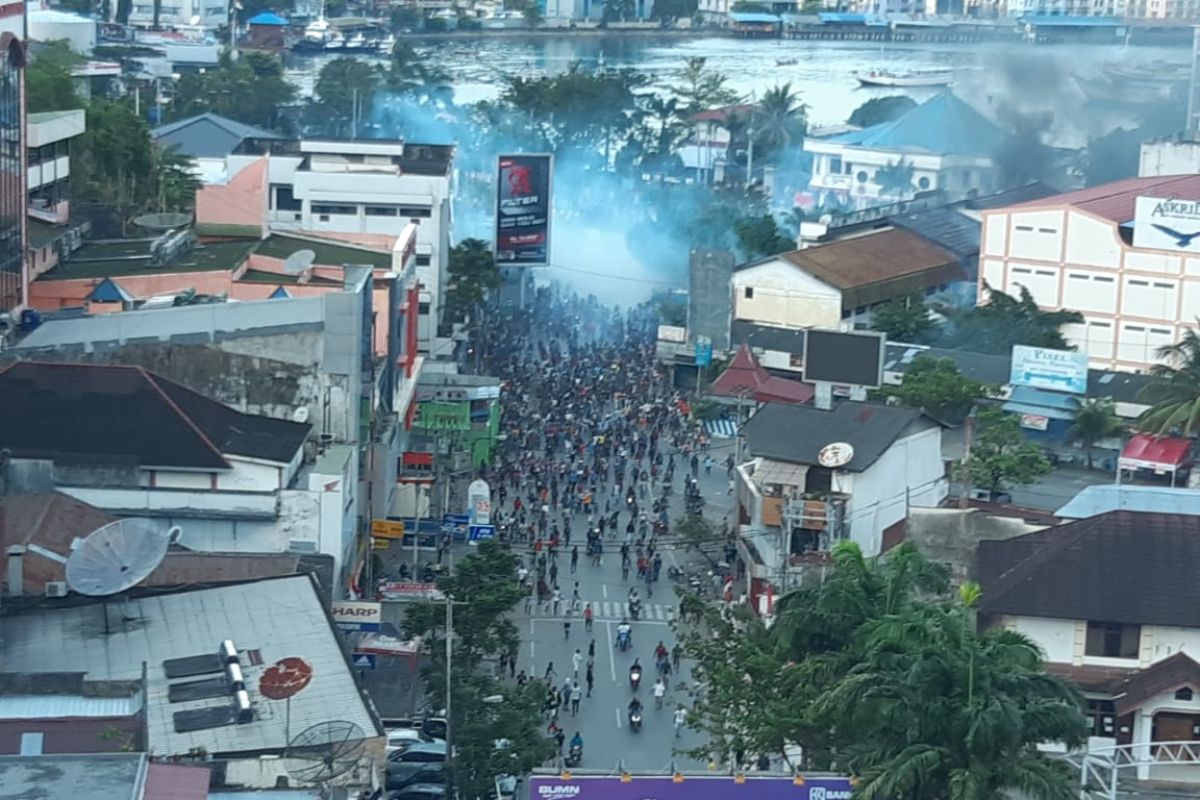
left=583, top=603, right=593, bottom=631
left=572, top=648, right=583, bottom=676
left=570, top=682, right=582, bottom=716
left=585, top=663, right=594, bottom=697
left=653, top=677, right=667, bottom=709
left=570, top=545, right=579, bottom=573
left=673, top=706, right=688, bottom=737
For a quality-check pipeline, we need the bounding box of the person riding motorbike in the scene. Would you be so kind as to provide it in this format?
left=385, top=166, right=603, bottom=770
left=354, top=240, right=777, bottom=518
left=628, top=697, right=644, bottom=731
left=629, top=658, right=642, bottom=690
left=567, top=731, right=583, bottom=764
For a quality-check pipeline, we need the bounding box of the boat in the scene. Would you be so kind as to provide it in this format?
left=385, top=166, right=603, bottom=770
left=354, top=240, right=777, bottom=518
left=344, top=32, right=367, bottom=50
left=776, top=57, right=797, bottom=66
left=1102, top=60, right=1188, bottom=85
left=374, top=33, right=396, bottom=53
left=855, top=69, right=953, bottom=88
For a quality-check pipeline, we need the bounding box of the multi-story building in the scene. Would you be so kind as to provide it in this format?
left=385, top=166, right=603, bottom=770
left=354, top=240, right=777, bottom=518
left=804, top=93, right=1004, bottom=211
left=0, top=2, right=24, bottom=313
left=978, top=174, right=1200, bottom=372
left=25, top=108, right=87, bottom=276
left=129, top=0, right=229, bottom=30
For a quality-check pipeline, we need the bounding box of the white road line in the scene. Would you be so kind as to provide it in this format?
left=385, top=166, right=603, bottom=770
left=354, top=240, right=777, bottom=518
left=606, top=620, right=617, bottom=682
left=602, top=584, right=607, bottom=599
left=529, top=618, right=536, bottom=663
left=614, top=706, right=622, bottom=729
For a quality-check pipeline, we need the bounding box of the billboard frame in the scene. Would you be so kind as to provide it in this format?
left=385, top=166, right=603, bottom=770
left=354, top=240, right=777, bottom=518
left=802, top=328, right=886, bottom=389
left=494, top=152, right=553, bottom=267
left=1009, top=344, right=1088, bottom=395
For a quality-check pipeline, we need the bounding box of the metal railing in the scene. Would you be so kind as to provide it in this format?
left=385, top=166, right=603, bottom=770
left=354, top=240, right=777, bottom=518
left=1059, top=740, right=1200, bottom=800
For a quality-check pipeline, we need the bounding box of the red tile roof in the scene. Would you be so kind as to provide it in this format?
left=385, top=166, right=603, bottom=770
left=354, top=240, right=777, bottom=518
left=711, top=344, right=813, bottom=404
left=690, top=103, right=759, bottom=123
left=1010, top=173, right=1200, bottom=223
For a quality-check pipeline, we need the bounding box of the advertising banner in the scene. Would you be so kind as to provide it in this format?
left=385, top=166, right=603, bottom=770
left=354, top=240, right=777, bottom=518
left=529, top=776, right=853, bottom=800
left=378, top=581, right=445, bottom=601
left=1133, top=196, right=1200, bottom=253
left=1009, top=345, right=1088, bottom=395
left=495, top=154, right=552, bottom=265
left=331, top=601, right=382, bottom=632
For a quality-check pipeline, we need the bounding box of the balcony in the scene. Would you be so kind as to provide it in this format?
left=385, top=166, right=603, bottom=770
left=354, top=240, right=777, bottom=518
left=811, top=173, right=854, bottom=191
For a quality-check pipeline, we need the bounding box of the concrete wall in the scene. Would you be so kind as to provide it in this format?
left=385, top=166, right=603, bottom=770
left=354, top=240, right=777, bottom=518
left=732, top=258, right=842, bottom=330
left=1140, top=140, right=1200, bottom=178
left=905, top=506, right=1045, bottom=583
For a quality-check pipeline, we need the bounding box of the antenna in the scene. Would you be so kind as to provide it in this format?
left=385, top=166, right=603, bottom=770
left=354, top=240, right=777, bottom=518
left=283, top=720, right=367, bottom=785
left=64, top=518, right=178, bottom=596
left=283, top=249, right=317, bottom=275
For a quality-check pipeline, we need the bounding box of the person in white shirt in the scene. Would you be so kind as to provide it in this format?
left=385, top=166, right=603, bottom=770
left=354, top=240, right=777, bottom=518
left=653, top=677, right=667, bottom=709
left=572, top=648, right=583, bottom=676
left=673, top=706, right=688, bottom=737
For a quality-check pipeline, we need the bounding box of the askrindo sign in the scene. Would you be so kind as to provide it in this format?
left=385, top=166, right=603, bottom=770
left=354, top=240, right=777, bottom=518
left=1133, top=196, right=1200, bottom=253
left=529, top=776, right=854, bottom=800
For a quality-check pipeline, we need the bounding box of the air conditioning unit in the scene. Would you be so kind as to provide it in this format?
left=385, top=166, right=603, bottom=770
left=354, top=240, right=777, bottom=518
left=45, top=581, right=68, bottom=598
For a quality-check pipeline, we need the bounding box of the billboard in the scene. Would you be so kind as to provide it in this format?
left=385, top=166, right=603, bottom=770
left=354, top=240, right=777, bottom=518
left=529, top=776, right=853, bottom=800
left=495, top=154, right=552, bottom=265
left=1133, top=196, right=1200, bottom=253
left=803, top=329, right=885, bottom=388
left=331, top=601, right=382, bottom=632
left=1010, top=345, right=1088, bottom=395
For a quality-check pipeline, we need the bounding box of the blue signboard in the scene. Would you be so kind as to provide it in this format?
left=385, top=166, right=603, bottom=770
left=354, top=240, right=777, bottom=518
left=443, top=514, right=470, bottom=542
left=351, top=652, right=377, bottom=671
left=469, top=524, right=496, bottom=542
left=695, top=336, right=713, bottom=368
left=1010, top=345, right=1088, bottom=395
left=398, top=517, right=440, bottom=548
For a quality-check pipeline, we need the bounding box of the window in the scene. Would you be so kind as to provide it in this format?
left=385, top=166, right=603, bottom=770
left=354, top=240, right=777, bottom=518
left=744, top=287, right=754, bottom=299
left=1129, top=279, right=1149, bottom=287
left=273, top=185, right=301, bottom=211
left=1037, top=227, right=1057, bottom=234
left=312, top=204, right=356, bottom=216
left=829, top=156, right=843, bottom=174
left=416, top=255, right=431, bottom=266
left=1085, top=622, right=1140, bottom=659
left=399, top=206, right=432, bottom=218
left=1016, top=225, right=1034, bottom=232
left=1176, top=687, right=1194, bottom=701
left=418, top=302, right=431, bottom=315
left=365, top=205, right=399, bottom=217
left=1094, top=275, right=1115, bottom=283
left=1086, top=699, right=1116, bottom=737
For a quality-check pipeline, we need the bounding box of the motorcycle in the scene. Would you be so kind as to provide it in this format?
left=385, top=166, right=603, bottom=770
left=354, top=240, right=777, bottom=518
left=617, top=628, right=632, bottom=651
left=629, top=599, right=642, bottom=620
left=668, top=565, right=685, bottom=582
left=629, top=709, right=643, bottom=732
left=565, top=744, right=583, bottom=767
left=630, top=666, right=642, bottom=691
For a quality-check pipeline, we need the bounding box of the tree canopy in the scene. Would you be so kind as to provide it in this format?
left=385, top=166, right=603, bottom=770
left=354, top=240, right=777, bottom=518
left=881, top=356, right=997, bottom=424
left=870, top=294, right=936, bottom=344
left=968, top=406, right=1052, bottom=494
left=848, top=95, right=916, bottom=129
left=1135, top=327, right=1200, bottom=436
left=945, top=285, right=1083, bottom=355
left=734, top=214, right=794, bottom=260
left=446, top=238, right=503, bottom=323
left=170, top=51, right=296, bottom=132
left=24, top=40, right=84, bottom=114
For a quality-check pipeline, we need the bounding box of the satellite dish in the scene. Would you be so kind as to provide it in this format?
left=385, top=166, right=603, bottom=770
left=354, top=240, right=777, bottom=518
left=817, top=442, right=855, bottom=469
left=283, top=720, right=367, bottom=784
left=292, top=406, right=310, bottom=424
left=65, top=519, right=178, bottom=596
left=131, top=212, right=193, bottom=232
left=189, top=14, right=201, bottom=24
left=284, top=249, right=317, bottom=275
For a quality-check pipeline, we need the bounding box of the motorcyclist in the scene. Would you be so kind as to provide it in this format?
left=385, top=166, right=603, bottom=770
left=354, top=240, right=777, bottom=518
left=569, top=731, right=583, bottom=752
left=629, top=658, right=642, bottom=684
left=628, top=697, right=644, bottom=715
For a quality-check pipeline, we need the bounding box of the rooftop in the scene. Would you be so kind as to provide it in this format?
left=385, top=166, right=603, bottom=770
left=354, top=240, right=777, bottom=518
left=152, top=112, right=285, bottom=159
left=40, top=239, right=255, bottom=281
left=256, top=233, right=393, bottom=270
left=883, top=343, right=1011, bottom=386
left=825, top=92, right=1004, bottom=158
left=730, top=320, right=806, bottom=355
left=0, top=362, right=311, bottom=468
left=742, top=400, right=933, bottom=472
left=0, top=575, right=381, bottom=757
left=711, top=344, right=813, bottom=404
left=890, top=207, right=980, bottom=259
left=977, top=511, right=1200, bottom=628
left=690, top=103, right=759, bottom=124
left=1010, top=173, right=1200, bottom=224
left=1056, top=484, right=1200, bottom=520
left=0, top=753, right=148, bottom=800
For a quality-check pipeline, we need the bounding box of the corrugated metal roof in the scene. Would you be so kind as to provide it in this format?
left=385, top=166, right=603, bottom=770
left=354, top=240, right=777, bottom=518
left=1056, top=484, right=1200, bottom=519
left=0, top=753, right=147, bottom=800
left=892, top=207, right=980, bottom=258
left=0, top=575, right=381, bottom=758
left=144, top=763, right=211, bottom=800
left=829, top=92, right=1003, bottom=157
left=0, top=694, right=142, bottom=719
left=1009, top=174, right=1200, bottom=223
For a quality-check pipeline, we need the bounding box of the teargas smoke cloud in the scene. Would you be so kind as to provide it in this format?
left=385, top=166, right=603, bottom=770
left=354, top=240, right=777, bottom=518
left=373, top=92, right=692, bottom=306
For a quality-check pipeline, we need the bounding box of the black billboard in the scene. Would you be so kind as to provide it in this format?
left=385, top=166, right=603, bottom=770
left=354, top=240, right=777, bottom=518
left=495, top=154, right=552, bottom=266
left=803, top=329, right=885, bottom=388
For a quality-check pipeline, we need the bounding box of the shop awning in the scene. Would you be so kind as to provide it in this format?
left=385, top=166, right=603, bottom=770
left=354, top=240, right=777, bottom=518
left=1001, top=385, right=1077, bottom=421
left=1119, top=433, right=1192, bottom=473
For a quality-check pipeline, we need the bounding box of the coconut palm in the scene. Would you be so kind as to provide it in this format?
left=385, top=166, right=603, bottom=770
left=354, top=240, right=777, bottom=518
left=1067, top=398, right=1123, bottom=469
left=873, top=158, right=916, bottom=199
left=1136, top=327, right=1200, bottom=436
left=752, top=82, right=807, bottom=160
left=813, top=596, right=1088, bottom=800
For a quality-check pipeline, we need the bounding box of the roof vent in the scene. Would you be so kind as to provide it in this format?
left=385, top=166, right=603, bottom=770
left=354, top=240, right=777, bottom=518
left=219, top=640, right=238, bottom=665
left=234, top=690, right=253, bottom=723
left=226, top=660, right=245, bottom=692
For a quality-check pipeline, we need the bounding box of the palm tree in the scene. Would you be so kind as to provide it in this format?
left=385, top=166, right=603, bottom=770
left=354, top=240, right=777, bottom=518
left=752, top=82, right=807, bottom=160
left=813, top=596, right=1088, bottom=800
left=1136, top=327, right=1200, bottom=436
left=1067, top=398, right=1123, bottom=469
left=873, top=158, right=916, bottom=199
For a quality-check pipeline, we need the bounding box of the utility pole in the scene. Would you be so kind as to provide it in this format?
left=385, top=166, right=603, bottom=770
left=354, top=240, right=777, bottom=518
left=444, top=594, right=455, bottom=796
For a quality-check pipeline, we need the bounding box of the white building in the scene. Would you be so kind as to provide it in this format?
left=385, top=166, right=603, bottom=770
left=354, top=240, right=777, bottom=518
left=1140, top=138, right=1200, bottom=178
left=733, top=227, right=970, bottom=330
left=978, top=173, right=1200, bottom=372
left=220, top=139, right=454, bottom=351
left=736, top=401, right=948, bottom=614
left=26, top=109, right=87, bottom=275
left=804, top=93, right=1004, bottom=211
left=129, top=0, right=229, bottom=30
left=979, top=510, right=1200, bottom=781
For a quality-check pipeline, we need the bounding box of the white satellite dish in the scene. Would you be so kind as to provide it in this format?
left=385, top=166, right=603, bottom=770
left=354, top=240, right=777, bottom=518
left=292, top=406, right=310, bottom=424
left=284, top=249, right=317, bottom=275
left=189, top=14, right=201, bottom=24
left=817, top=442, right=855, bottom=469
left=65, top=518, right=179, bottom=597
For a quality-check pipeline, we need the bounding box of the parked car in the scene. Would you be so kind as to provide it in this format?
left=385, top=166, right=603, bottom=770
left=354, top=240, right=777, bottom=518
left=386, top=727, right=434, bottom=754
left=390, top=741, right=448, bottom=763
left=386, top=760, right=445, bottom=790
left=968, top=488, right=1013, bottom=504
left=388, top=783, right=447, bottom=800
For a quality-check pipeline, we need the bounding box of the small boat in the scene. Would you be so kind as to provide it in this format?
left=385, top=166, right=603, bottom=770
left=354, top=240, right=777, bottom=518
left=855, top=69, right=952, bottom=88
left=776, top=57, right=797, bottom=66
left=344, top=32, right=367, bottom=50
left=374, top=33, right=397, bottom=52
left=323, top=32, right=346, bottom=50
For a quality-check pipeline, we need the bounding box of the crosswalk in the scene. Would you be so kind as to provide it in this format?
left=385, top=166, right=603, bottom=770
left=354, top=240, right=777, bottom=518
left=705, top=417, right=738, bottom=439
left=531, top=600, right=675, bottom=622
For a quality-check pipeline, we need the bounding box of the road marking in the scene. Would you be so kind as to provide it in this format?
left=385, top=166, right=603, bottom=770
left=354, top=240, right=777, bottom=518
left=602, top=584, right=607, bottom=599
left=529, top=618, right=536, bottom=663
left=605, top=620, right=616, bottom=682
left=614, top=706, right=622, bottom=729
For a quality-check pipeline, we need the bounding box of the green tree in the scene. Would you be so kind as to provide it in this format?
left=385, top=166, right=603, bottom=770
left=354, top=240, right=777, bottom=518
left=813, top=594, right=1087, bottom=800
left=72, top=100, right=157, bottom=208
left=652, top=0, right=698, bottom=19
left=446, top=238, right=502, bottom=323
left=1135, top=327, right=1200, bottom=436
left=170, top=51, right=296, bottom=131
left=24, top=40, right=84, bottom=113
left=385, top=40, right=451, bottom=100
left=847, top=95, right=916, bottom=128
left=944, top=285, right=1083, bottom=355
left=883, top=356, right=997, bottom=424
left=309, top=57, right=381, bottom=137
left=968, top=407, right=1052, bottom=496
left=752, top=82, right=806, bottom=161
left=873, top=158, right=915, bottom=198
left=870, top=294, right=936, bottom=343
left=1067, top=398, right=1123, bottom=469
left=150, top=146, right=201, bottom=212
left=522, top=0, right=544, bottom=27
left=671, top=56, right=741, bottom=115
left=733, top=214, right=793, bottom=260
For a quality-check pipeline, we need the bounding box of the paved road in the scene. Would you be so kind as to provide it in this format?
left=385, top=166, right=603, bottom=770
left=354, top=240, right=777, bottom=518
left=505, top=440, right=740, bottom=773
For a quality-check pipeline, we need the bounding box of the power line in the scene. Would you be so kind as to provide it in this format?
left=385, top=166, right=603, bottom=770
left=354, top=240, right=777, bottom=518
left=541, top=262, right=686, bottom=287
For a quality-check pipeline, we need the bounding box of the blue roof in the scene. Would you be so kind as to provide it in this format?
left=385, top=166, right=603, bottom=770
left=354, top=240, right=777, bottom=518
left=1020, top=14, right=1122, bottom=26
left=819, top=11, right=887, bottom=25
left=247, top=11, right=288, bottom=25
left=1056, top=484, right=1200, bottom=519
left=1001, top=385, right=1078, bottom=420
left=729, top=11, right=780, bottom=22
left=827, top=91, right=1004, bottom=158
left=269, top=286, right=291, bottom=299
left=88, top=278, right=131, bottom=303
